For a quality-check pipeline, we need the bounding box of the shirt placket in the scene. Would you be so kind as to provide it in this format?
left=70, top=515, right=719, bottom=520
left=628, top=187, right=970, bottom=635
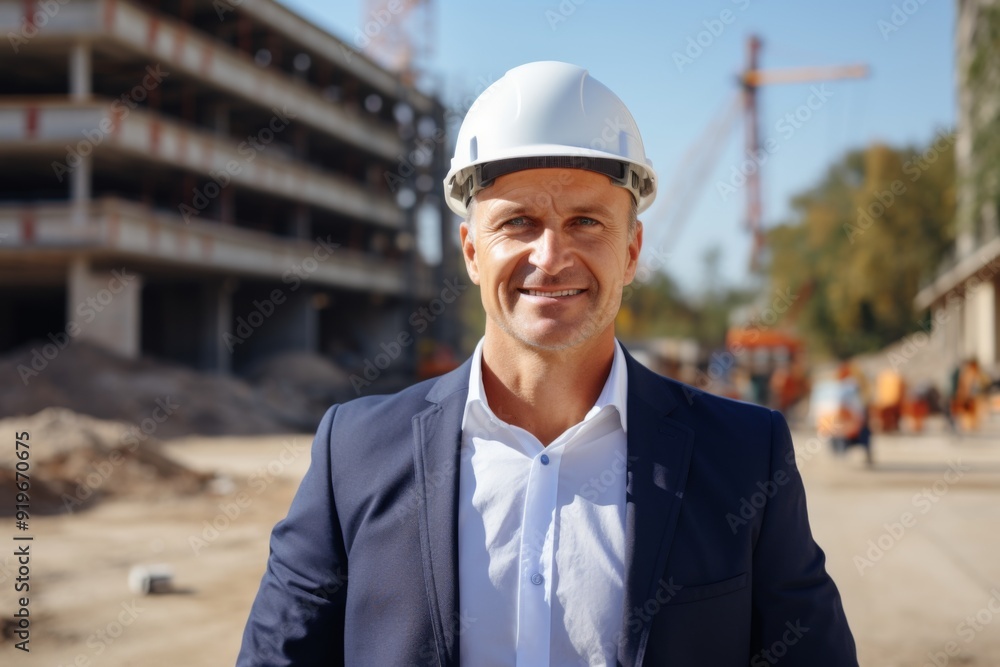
left=515, top=445, right=561, bottom=666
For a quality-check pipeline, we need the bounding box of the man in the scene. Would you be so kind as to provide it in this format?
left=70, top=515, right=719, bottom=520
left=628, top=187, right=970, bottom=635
left=238, top=61, right=857, bottom=666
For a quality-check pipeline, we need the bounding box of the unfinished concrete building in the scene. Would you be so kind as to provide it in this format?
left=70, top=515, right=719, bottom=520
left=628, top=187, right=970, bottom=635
left=0, top=0, right=452, bottom=378
left=915, top=0, right=1000, bottom=377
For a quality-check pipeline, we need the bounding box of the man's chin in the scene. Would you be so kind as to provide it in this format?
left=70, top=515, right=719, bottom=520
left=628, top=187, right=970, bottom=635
left=503, top=319, right=606, bottom=352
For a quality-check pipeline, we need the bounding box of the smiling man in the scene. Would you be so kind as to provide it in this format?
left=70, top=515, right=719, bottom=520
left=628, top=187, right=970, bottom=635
left=461, top=167, right=639, bottom=446
left=237, top=61, right=857, bottom=666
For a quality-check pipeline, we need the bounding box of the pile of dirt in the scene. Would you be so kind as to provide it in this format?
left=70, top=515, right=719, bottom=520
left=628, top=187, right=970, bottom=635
left=244, top=349, right=355, bottom=420
left=0, top=408, right=213, bottom=514
left=0, top=340, right=353, bottom=438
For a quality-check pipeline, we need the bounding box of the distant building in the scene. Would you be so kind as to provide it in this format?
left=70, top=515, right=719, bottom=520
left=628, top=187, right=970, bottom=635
left=915, top=0, right=1000, bottom=377
left=0, top=0, right=452, bottom=376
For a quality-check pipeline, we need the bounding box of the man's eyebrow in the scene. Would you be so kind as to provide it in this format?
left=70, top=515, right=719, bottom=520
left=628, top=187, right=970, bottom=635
left=484, top=201, right=618, bottom=220
left=484, top=201, right=535, bottom=222
left=566, top=203, right=616, bottom=218
left=485, top=203, right=531, bottom=220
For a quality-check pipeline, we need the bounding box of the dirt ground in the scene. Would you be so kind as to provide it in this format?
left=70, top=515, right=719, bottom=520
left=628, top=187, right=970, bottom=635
left=1, top=418, right=999, bottom=666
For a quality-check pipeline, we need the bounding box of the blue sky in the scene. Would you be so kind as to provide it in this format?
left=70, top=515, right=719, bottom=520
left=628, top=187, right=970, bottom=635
left=279, top=0, right=956, bottom=294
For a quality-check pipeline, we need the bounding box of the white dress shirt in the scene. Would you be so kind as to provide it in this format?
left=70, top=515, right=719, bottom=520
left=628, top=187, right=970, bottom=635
left=458, top=338, right=629, bottom=666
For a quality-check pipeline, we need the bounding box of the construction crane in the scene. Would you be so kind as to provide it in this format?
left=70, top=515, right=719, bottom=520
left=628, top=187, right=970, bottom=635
left=644, top=35, right=868, bottom=272
left=740, top=35, right=868, bottom=269
left=360, top=0, right=434, bottom=86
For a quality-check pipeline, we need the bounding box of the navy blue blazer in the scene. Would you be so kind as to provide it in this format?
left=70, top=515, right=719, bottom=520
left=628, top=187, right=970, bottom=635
left=237, top=350, right=857, bottom=666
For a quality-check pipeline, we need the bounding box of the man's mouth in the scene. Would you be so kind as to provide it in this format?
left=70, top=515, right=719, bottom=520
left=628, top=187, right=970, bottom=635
left=518, top=289, right=585, bottom=297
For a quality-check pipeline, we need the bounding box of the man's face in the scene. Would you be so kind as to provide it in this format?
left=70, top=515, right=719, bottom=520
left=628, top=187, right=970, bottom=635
left=460, top=167, right=642, bottom=351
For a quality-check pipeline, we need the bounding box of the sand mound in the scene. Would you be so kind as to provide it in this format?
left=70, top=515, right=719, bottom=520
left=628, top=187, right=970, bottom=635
left=0, top=408, right=213, bottom=515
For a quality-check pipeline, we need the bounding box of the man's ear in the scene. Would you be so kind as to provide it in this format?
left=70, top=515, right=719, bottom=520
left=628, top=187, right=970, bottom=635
left=623, top=219, right=643, bottom=285
left=460, top=221, right=481, bottom=285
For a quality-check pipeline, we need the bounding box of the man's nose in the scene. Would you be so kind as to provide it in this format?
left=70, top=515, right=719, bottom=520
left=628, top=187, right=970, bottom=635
left=528, top=228, right=573, bottom=275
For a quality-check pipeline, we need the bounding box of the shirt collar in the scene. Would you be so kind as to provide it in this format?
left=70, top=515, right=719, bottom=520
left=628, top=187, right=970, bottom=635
left=461, top=337, right=629, bottom=434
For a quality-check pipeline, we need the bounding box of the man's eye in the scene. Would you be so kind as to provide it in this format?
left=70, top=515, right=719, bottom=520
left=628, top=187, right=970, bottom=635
left=577, top=217, right=601, bottom=226
left=503, top=217, right=529, bottom=228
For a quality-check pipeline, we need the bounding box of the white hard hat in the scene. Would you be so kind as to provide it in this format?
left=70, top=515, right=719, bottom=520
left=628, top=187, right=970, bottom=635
left=444, top=60, right=657, bottom=217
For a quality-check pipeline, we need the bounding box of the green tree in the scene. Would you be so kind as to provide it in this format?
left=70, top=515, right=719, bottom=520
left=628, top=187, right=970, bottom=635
left=767, top=134, right=956, bottom=358
left=618, top=271, right=697, bottom=339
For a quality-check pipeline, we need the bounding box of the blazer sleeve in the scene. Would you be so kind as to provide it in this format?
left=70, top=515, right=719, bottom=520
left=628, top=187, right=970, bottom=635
left=236, top=405, right=349, bottom=667
left=748, top=410, right=859, bottom=666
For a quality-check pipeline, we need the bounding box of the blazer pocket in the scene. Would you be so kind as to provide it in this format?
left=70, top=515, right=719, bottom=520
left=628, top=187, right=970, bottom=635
left=666, top=572, right=749, bottom=605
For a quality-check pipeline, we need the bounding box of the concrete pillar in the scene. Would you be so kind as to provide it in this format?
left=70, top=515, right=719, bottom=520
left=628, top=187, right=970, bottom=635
left=70, top=156, right=91, bottom=201
left=356, top=301, right=408, bottom=361
left=293, top=205, right=310, bottom=239
left=930, top=299, right=960, bottom=388
left=945, top=300, right=962, bottom=377
left=963, top=278, right=997, bottom=368
left=201, top=280, right=235, bottom=373
left=292, top=126, right=308, bottom=160
left=70, top=153, right=91, bottom=226
left=219, top=187, right=235, bottom=225
left=994, top=274, right=1000, bottom=373
left=977, top=278, right=998, bottom=368
left=69, top=42, right=91, bottom=101
left=67, top=257, right=143, bottom=358
left=229, top=284, right=317, bottom=372
left=212, top=103, right=230, bottom=136
left=267, top=289, right=317, bottom=353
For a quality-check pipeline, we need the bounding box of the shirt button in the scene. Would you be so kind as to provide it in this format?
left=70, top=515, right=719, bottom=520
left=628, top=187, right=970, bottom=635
left=530, top=573, right=544, bottom=585
left=540, top=454, right=550, bottom=465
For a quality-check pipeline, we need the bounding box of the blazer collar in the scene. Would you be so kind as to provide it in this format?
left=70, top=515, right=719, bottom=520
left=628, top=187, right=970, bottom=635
left=413, top=350, right=693, bottom=667
left=461, top=337, right=631, bottom=434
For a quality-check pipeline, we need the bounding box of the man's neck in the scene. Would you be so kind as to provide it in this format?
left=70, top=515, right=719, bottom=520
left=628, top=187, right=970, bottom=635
left=480, top=326, right=616, bottom=446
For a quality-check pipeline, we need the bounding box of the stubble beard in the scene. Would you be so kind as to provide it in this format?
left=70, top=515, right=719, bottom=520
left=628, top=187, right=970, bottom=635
left=490, top=285, right=621, bottom=352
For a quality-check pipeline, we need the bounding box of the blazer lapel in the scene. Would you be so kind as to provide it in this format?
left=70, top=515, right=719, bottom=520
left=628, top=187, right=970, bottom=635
left=618, top=352, right=695, bottom=667
left=411, top=359, right=471, bottom=667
